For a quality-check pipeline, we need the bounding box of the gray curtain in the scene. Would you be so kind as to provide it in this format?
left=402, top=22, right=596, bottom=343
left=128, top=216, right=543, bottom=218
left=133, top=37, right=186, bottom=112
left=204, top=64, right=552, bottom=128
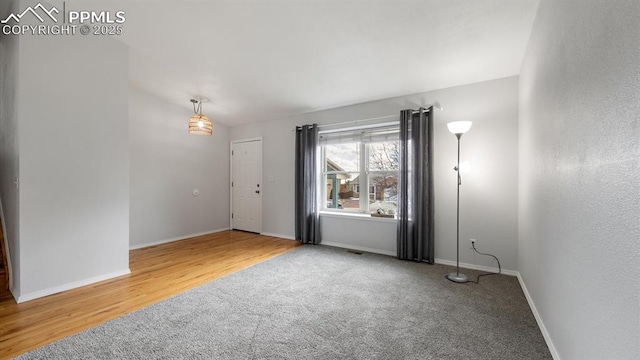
left=397, top=108, right=435, bottom=262
left=295, top=124, right=321, bottom=244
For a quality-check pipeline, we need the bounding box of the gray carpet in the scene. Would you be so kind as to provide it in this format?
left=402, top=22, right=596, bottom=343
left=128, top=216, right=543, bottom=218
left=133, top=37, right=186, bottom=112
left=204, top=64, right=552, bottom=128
left=17, top=245, right=551, bottom=359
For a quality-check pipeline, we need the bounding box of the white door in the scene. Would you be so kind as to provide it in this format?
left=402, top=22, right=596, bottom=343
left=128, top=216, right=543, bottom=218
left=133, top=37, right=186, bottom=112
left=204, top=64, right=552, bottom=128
left=231, top=140, right=262, bottom=233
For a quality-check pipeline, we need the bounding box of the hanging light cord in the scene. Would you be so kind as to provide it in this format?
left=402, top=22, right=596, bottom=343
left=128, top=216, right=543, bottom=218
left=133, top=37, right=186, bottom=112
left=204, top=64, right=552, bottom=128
left=470, top=242, right=502, bottom=284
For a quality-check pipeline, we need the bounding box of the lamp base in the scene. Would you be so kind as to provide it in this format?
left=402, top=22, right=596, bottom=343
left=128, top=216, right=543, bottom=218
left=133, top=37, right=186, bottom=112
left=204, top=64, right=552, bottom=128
left=446, top=272, right=469, bottom=283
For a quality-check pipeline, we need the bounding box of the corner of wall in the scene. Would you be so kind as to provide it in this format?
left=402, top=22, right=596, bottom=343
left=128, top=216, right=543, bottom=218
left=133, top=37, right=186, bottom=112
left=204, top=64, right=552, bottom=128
left=0, top=0, right=22, bottom=298
left=16, top=26, right=130, bottom=298
left=129, top=88, right=231, bottom=248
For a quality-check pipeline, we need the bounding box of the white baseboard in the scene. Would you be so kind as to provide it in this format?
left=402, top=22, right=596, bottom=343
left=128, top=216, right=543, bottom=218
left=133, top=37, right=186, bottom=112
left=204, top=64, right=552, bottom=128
left=320, top=241, right=396, bottom=257
left=9, top=285, right=19, bottom=303
left=434, top=258, right=518, bottom=276
left=17, top=268, right=131, bottom=303
left=129, top=228, right=230, bottom=250
left=517, top=273, right=561, bottom=360
left=260, top=232, right=295, bottom=241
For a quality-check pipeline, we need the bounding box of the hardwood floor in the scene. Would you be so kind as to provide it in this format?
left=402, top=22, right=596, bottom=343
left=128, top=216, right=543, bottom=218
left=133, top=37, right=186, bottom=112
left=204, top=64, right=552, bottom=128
left=0, top=231, right=300, bottom=359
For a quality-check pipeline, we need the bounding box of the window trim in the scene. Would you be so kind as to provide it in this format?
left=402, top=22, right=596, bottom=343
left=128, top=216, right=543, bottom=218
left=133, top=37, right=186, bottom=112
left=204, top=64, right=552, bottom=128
left=320, top=126, right=399, bottom=216
left=358, top=142, right=368, bottom=212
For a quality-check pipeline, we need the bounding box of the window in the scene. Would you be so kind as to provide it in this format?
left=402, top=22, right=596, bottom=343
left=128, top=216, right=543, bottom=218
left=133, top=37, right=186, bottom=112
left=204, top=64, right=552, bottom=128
left=320, top=124, right=399, bottom=215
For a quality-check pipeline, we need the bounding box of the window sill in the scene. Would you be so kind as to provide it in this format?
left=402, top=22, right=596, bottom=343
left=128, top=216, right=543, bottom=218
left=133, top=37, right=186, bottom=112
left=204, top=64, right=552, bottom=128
left=319, top=211, right=397, bottom=223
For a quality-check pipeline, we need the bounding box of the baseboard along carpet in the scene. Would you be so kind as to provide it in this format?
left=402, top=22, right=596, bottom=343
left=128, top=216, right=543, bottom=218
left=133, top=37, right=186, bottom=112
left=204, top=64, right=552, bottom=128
left=17, top=245, right=552, bottom=359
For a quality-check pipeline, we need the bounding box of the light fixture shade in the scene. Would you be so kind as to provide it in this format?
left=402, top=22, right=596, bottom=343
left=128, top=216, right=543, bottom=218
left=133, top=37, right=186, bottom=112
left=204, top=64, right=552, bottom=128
left=189, top=114, right=213, bottom=135
left=447, top=121, right=472, bottom=135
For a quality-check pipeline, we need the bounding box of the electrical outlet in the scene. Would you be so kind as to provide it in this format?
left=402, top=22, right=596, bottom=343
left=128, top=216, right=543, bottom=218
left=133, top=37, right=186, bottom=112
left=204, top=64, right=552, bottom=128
left=470, top=238, right=477, bottom=249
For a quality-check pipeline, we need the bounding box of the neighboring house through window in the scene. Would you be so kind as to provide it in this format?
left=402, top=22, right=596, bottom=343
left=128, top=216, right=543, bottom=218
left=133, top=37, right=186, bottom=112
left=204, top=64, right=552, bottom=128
left=326, top=159, right=348, bottom=209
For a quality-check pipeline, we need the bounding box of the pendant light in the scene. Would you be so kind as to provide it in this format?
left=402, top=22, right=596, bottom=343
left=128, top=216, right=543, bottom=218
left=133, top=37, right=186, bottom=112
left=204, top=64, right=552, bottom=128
left=189, top=97, right=213, bottom=136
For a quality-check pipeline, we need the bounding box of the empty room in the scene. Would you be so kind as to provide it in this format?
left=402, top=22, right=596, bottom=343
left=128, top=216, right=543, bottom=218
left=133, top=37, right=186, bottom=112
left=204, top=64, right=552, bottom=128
left=0, top=0, right=638, bottom=359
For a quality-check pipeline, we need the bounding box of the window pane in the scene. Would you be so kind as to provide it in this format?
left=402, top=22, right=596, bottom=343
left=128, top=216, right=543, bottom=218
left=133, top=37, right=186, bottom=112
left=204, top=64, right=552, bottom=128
left=324, top=172, right=360, bottom=211
left=368, top=172, right=398, bottom=214
left=325, top=143, right=359, bottom=172
left=368, top=141, right=399, bottom=171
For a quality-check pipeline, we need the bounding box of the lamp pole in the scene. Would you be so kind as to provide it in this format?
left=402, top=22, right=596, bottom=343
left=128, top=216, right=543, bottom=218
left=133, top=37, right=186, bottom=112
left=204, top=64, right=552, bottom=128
left=446, top=121, right=471, bottom=283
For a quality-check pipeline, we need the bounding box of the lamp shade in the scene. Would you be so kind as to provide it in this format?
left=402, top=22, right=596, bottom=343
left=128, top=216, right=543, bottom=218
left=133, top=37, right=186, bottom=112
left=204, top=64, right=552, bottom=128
left=188, top=114, right=213, bottom=135
left=447, top=121, right=472, bottom=135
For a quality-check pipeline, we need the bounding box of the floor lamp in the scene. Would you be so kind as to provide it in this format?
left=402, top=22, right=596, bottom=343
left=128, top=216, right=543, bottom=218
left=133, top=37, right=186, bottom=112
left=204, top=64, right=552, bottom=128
left=446, top=121, right=472, bottom=283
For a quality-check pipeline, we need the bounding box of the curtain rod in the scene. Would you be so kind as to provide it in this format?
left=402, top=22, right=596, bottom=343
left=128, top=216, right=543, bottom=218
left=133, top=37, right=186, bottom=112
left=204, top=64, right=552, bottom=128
left=292, top=102, right=442, bottom=132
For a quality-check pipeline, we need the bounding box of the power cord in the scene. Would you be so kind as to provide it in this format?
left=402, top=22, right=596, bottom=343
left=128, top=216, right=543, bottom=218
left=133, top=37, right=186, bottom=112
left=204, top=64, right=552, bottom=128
left=470, top=242, right=501, bottom=284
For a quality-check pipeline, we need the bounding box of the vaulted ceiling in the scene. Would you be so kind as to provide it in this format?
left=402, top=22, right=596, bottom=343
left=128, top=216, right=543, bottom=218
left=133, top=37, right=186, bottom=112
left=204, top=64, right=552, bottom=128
left=67, top=0, right=540, bottom=126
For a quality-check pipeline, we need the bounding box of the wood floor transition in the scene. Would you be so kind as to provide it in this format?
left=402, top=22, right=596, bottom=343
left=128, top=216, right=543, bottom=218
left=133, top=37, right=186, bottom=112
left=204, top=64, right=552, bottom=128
left=0, top=230, right=300, bottom=358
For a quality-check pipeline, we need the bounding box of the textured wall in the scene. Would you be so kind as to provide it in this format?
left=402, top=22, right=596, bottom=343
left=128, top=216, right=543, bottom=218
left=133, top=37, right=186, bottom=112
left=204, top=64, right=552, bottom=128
left=129, top=88, right=230, bottom=248
left=232, top=76, right=519, bottom=271
left=519, top=0, right=640, bottom=359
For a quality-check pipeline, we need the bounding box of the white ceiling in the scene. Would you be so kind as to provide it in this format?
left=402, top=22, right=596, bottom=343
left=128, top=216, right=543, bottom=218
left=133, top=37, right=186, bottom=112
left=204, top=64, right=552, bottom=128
left=71, top=0, right=540, bottom=126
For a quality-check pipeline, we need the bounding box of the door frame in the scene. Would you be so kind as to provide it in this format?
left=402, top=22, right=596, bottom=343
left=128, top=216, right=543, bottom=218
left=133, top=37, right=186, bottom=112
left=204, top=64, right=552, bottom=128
left=229, top=137, right=263, bottom=233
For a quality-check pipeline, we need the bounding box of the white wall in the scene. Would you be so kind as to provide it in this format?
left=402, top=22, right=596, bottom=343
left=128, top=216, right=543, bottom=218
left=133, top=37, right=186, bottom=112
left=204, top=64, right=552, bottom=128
left=14, top=15, right=130, bottom=301
left=519, top=0, right=640, bottom=359
left=0, top=0, right=20, bottom=293
left=231, top=76, right=519, bottom=271
left=129, top=88, right=230, bottom=248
